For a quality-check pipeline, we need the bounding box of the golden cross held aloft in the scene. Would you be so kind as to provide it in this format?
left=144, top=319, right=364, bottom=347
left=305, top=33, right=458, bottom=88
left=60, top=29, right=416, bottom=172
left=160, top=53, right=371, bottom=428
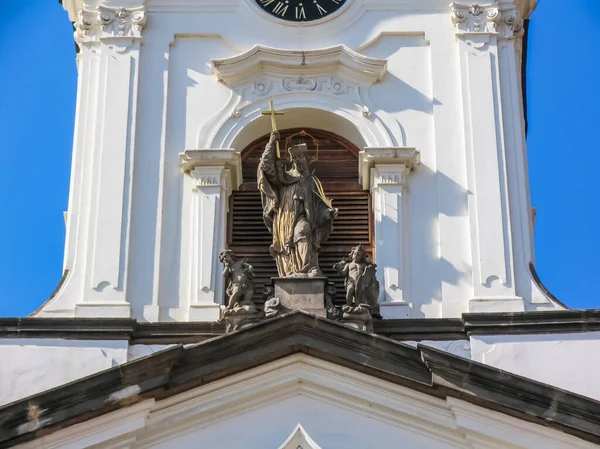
left=261, top=100, right=284, bottom=158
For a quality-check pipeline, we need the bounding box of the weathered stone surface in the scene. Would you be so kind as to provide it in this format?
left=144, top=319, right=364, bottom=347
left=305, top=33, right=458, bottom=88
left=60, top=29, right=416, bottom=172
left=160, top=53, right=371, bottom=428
left=222, top=307, right=263, bottom=333
left=272, top=277, right=328, bottom=318
left=341, top=304, right=373, bottom=332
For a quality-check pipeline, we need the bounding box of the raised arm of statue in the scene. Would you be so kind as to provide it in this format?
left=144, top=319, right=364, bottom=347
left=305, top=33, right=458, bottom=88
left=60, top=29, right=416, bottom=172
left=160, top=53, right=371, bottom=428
left=258, top=131, right=281, bottom=184
left=334, top=260, right=349, bottom=277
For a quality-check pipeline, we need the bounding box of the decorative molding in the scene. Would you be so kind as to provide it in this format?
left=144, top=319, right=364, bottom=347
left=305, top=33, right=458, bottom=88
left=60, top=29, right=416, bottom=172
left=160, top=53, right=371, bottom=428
left=190, top=166, right=230, bottom=190
left=282, top=76, right=319, bottom=92
left=451, top=3, right=500, bottom=34
left=371, top=165, right=411, bottom=189
left=450, top=2, right=524, bottom=39
left=74, top=6, right=147, bottom=44
left=179, top=149, right=242, bottom=191
left=499, top=5, right=525, bottom=39
left=359, top=147, right=420, bottom=190
left=202, top=48, right=395, bottom=151
left=212, top=45, right=387, bottom=87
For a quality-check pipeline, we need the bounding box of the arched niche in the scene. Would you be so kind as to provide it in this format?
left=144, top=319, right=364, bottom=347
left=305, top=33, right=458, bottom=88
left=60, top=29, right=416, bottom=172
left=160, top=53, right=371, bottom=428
left=230, top=107, right=367, bottom=155
left=227, top=127, right=373, bottom=306
left=206, top=96, right=397, bottom=150
left=239, top=127, right=362, bottom=191
left=203, top=45, right=397, bottom=150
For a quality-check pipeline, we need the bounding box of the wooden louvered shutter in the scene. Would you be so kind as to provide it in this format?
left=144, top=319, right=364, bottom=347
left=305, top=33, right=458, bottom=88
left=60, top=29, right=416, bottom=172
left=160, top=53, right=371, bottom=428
left=228, top=129, right=373, bottom=306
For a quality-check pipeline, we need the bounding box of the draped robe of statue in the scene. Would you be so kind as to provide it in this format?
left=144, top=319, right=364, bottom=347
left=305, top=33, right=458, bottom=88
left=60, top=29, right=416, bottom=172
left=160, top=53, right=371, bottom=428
left=257, top=134, right=335, bottom=277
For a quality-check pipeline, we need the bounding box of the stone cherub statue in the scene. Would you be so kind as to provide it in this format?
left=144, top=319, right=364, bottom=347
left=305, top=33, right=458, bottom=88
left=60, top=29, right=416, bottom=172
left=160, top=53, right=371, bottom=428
left=334, top=244, right=380, bottom=320
left=219, top=250, right=259, bottom=316
left=258, top=131, right=338, bottom=278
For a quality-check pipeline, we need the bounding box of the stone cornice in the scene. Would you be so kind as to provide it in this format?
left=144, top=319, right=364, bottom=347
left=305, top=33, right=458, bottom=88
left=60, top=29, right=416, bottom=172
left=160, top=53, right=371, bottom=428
left=4, top=310, right=600, bottom=344
left=212, top=45, right=387, bottom=87
left=463, top=310, right=600, bottom=335
left=74, top=6, right=147, bottom=44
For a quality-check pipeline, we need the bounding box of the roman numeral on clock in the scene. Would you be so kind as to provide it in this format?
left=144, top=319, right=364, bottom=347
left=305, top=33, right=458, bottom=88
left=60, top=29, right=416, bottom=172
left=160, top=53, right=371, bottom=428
left=296, top=6, right=307, bottom=19
left=255, top=0, right=346, bottom=22
left=315, top=3, right=327, bottom=15
left=272, top=1, right=288, bottom=16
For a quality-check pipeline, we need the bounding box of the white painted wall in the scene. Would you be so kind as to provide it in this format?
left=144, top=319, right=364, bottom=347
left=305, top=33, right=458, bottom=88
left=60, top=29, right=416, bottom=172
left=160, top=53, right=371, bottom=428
left=0, top=339, right=128, bottom=406
left=37, top=0, right=560, bottom=321
left=471, top=332, right=600, bottom=401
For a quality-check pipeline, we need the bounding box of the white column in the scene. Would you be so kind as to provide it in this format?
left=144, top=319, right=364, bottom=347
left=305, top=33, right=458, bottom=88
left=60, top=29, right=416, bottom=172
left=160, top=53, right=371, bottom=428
left=360, top=148, right=419, bottom=319
left=496, top=7, right=552, bottom=306
left=180, top=150, right=241, bottom=321
left=451, top=2, right=524, bottom=312
left=71, top=6, right=146, bottom=317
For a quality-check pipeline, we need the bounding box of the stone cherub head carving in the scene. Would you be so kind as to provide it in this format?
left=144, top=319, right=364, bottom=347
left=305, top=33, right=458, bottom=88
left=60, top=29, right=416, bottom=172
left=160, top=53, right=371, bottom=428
left=349, top=244, right=368, bottom=263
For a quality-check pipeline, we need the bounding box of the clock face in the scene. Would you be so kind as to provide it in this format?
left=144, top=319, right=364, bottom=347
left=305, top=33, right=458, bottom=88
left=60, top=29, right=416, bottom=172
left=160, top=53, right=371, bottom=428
left=255, top=0, right=347, bottom=22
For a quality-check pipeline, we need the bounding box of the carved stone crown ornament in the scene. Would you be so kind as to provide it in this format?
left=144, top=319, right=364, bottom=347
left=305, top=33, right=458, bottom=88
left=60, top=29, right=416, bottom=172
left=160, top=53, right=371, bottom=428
left=450, top=2, right=523, bottom=39
left=75, top=6, right=147, bottom=44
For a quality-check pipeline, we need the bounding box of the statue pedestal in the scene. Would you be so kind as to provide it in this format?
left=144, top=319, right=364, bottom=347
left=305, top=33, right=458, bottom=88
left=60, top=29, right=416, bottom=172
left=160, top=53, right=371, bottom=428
left=222, top=305, right=263, bottom=333
left=272, top=277, right=328, bottom=318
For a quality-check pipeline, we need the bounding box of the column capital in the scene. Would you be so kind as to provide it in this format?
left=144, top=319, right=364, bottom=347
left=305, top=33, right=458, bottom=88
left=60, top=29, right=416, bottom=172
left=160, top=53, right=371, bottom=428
left=74, top=6, right=147, bottom=45
left=359, top=147, right=420, bottom=190
left=189, top=166, right=231, bottom=193
left=450, top=2, right=524, bottom=39
left=370, top=165, right=411, bottom=191
left=179, top=149, right=242, bottom=192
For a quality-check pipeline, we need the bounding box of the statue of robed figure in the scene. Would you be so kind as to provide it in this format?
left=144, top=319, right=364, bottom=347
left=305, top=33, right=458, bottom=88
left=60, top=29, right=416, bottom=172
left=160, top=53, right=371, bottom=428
left=258, top=128, right=338, bottom=278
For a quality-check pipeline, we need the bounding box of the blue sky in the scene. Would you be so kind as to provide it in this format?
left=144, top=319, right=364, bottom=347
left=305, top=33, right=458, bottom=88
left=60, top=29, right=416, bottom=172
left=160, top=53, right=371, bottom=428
left=0, top=1, right=598, bottom=316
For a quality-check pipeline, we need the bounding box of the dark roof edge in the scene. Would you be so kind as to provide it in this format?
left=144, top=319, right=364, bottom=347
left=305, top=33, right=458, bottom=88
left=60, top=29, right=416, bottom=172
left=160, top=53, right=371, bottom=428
left=0, top=312, right=598, bottom=448
left=3, top=310, right=600, bottom=343
left=463, top=309, right=600, bottom=335
left=373, top=318, right=466, bottom=341
left=420, top=344, right=600, bottom=442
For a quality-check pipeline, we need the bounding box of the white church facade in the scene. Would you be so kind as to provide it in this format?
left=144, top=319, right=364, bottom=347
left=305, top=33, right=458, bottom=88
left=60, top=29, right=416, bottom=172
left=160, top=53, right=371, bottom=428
left=1, top=0, right=600, bottom=447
